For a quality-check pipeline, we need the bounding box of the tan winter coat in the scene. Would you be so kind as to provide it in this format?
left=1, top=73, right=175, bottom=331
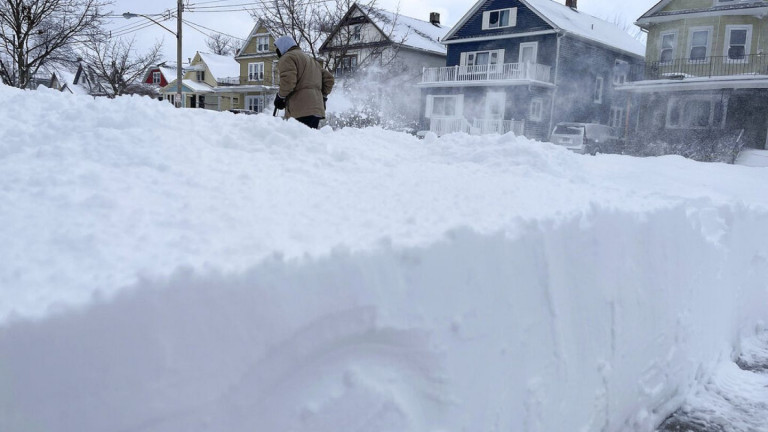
left=277, top=46, right=334, bottom=119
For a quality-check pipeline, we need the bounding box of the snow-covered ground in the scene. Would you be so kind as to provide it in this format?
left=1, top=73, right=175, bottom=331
left=1, top=84, right=768, bottom=432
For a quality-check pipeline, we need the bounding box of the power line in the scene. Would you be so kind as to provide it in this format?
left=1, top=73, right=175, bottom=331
left=182, top=19, right=246, bottom=41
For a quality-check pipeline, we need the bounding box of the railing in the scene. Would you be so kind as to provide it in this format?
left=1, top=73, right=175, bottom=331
left=628, top=54, right=768, bottom=82
left=429, top=117, right=525, bottom=136
left=430, top=117, right=473, bottom=135
left=422, top=63, right=551, bottom=84
left=472, top=119, right=525, bottom=136
left=216, top=76, right=241, bottom=86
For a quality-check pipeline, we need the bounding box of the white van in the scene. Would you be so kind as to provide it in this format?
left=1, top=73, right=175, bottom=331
left=549, top=122, right=618, bottom=155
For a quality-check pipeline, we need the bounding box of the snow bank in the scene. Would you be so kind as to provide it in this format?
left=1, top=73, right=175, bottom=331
left=1, top=84, right=768, bottom=431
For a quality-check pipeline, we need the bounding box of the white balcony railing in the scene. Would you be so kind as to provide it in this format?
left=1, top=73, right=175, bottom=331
left=422, top=63, right=551, bottom=84
left=429, top=117, right=525, bottom=137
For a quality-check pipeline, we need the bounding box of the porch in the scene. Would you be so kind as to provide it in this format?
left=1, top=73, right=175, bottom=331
left=428, top=117, right=525, bottom=137
left=421, top=63, right=552, bottom=86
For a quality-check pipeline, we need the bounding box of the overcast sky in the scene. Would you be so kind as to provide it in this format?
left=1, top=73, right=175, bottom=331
left=106, top=0, right=658, bottom=62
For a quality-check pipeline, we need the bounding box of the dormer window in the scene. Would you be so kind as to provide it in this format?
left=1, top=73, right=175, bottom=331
left=256, top=36, right=269, bottom=52
left=196, top=70, right=205, bottom=82
left=482, top=8, right=517, bottom=30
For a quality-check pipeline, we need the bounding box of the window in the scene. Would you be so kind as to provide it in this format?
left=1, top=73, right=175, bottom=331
left=199, top=95, right=205, bottom=109
left=272, top=60, right=279, bottom=84
left=246, top=95, right=264, bottom=112
left=337, top=56, right=357, bottom=75
left=462, top=50, right=504, bottom=66
left=482, top=8, right=517, bottom=30
left=256, top=36, right=270, bottom=52
left=609, top=105, right=625, bottom=129
left=196, top=70, right=206, bottom=82
left=613, top=60, right=629, bottom=85
left=353, top=25, right=362, bottom=41
left=666, top=96, right=725, bottom=129
left=659, top=31, right=677, bottom=63
left=529, top=98, right=544, bottom=122
left=426, top=95, right=464, bottom=118
left=688, top=27, right=711, bottom=62
left=152, top=71, right=161, bottom=84
left=594, top=76, right=604, bottom=104
left=725, top=25, right=751, bottom=61
left=248, top=62, right=264, bottom=81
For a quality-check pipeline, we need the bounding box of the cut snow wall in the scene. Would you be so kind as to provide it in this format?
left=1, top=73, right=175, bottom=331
left=2, top=202, right=767, bottom=432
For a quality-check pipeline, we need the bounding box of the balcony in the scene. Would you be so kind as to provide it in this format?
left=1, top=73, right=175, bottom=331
left=421, top=63, right=552, bottom=86
left=628, top=54, right=768, bottom=82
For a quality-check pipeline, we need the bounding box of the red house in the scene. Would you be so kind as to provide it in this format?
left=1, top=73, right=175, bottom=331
left=142, top=63, right=178, bottom=88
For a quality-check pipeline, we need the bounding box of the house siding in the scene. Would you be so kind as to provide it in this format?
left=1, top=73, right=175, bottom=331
left=448, top=0, right=553, bottom=41
left=553, top=36, right=634, bottom=127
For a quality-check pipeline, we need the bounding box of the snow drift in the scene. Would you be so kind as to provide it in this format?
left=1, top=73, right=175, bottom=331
left=1, top=84, right=767, bottom=432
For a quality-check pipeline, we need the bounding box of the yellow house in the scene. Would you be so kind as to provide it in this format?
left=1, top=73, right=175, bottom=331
left=159, top=22, right=279, bottom=112
left=161, top=51, right=240, bottom=109
left=227, top=21, right=280, bottom=113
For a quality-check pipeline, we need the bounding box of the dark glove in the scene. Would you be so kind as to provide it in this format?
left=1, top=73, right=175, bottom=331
left=274, top=94, right=286, bottom=110
left=323, top=97, right=327, bottom=109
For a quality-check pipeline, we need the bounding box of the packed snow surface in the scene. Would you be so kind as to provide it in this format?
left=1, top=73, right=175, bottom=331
left=1, top=85, right=768, bottom=432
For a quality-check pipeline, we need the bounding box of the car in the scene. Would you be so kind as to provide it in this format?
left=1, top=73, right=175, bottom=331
left=228, top=109, right=258, bottom=115
left=549, top=122, right=618, bottom=155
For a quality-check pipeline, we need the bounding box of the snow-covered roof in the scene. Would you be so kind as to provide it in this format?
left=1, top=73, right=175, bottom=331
left=638, top=0, right=768, bottom=21
left=445, top=0, right=645, bottom=58
left=162, top=79, right=214, bottom=93
left=197, top=52, right=240, bottom=80
left=359, top=6, right=449, bottom=55
left=527, top=0, right=644, bottom=57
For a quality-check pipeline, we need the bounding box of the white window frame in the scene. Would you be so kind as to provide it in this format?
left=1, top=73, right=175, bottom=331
left=518, top=42, right=538, bottom=64
left=594, top=76, right=604, bottom=104
left=687, top=26, right=713, bottom=63
left=609, top=105, right=625, bottom=129
left=425, top=94, right=464, bottom=118
left=529, top=98, right=544, bottom=122
left=724, top=25, right=752, bottom=63
left=659, top=30, right=678, bottom=63
left=460, top=49, right=505, bottom=67
left=248, top=62, right=265, bottom=81
left=245, top=95, right=264, bottom=113
left=196, top=70, right=205, bottom=82
left=482, top=8, right=517, bottom=30
left=256, top=35, right=270, bottom=53
left=665, top=95, right=725, bottom=129
left=353, top=25, right=362, bottom=41
left=613, top=59, right=628, bottom=85
left=152, top=71, right=161, bottom=84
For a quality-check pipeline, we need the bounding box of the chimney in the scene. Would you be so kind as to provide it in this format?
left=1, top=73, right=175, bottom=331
left=430, top=12, right=440, bottom=26
left=565, top=0, right=577, bottom=9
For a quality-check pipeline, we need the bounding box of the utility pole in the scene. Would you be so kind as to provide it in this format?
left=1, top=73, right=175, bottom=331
left=176, top=0, right=183, bottom=108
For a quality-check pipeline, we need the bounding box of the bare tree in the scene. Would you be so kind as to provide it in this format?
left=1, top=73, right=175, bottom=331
left=0, top=0, right=111, bottom=88
left=205, top=33, right=236, bottom=56
left=251, top=0, right=404, bottom=71
left=608, top=14, right=646, bottom=43
left=82, top=34, right=162, bottom=97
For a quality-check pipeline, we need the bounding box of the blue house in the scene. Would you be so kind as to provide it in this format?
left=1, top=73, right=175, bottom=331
left=418, top=0, right=645, bottom=140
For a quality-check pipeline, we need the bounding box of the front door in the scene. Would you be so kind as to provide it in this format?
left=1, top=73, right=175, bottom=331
left=485, top=92, right=506, bottom=120
left=519, top=42, right=538, bottom=63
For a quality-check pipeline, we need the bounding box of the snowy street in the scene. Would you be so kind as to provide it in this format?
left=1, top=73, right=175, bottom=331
left=1, top=85, right=768, bottom=432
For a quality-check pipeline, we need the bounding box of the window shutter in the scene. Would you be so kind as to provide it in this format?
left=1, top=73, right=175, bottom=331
left=456, top=94, right=465, bottom=117
left=425, top=95, right=434, bottom=118
left=497, top=49, right=505, bottom=63
left=460, top=52, right=467, bottom=66
left=482, top=11, right=490, bottom=30
left=510, top=8, right=518, bottom=27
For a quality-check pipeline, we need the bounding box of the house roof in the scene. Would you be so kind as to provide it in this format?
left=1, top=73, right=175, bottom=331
left=444, top=0, right=645, bottom=58
left=637, top=0, right=768, bottom=24
left=143, top=62, right=180, bottom=83
left=197, top=52, right=240, bottom=80
left=162, top=79, right=214, bottom=94
left=358, top=5, right=449, bottom=55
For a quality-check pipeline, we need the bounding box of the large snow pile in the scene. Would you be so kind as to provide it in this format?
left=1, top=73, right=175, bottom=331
left=1, top=84, right=768, bottom=432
